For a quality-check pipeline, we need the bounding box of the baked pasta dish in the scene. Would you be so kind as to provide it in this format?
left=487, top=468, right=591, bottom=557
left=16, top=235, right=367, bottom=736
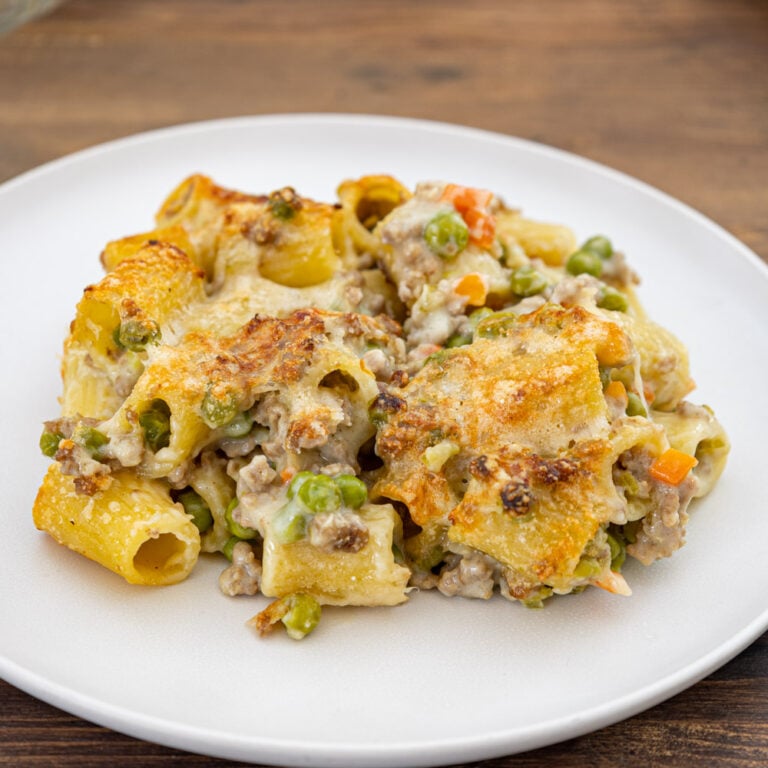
left=34, top=174, right=729, bottom=639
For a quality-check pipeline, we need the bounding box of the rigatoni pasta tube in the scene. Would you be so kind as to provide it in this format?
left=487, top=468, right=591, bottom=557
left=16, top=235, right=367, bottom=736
left=651, top=405, right=730, bottom=497
left=494, top=211, right=578, bottom=267
left=33, top=464, right=200, bottom=585
left=261, top=503, right=410, bottom=606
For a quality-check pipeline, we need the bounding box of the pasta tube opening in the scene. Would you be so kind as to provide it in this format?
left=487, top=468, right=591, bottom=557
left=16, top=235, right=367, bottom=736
left=133, top=532, right=193, bottom=581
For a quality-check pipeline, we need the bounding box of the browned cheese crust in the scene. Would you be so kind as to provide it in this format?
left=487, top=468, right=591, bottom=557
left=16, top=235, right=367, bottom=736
left=373, top=304, right=659, bottom=590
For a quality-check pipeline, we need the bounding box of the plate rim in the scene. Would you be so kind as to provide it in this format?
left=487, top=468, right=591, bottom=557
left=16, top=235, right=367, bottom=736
left=3, top=601, right=767, bottom=766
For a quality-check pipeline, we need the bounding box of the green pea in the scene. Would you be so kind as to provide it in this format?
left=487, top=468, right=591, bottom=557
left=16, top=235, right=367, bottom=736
left=606, top=531, right=626, bottom=571
left=113, top=319, right=161, bottom=351
left=268, top=189, right=299, bottom=220
left=445, top=307, right=496, bottom=348
left=281, top=594, right=322, bottom=640
left=510, top=265, right=548, bottom=297
left=177, top=488, right=213, bottom=533
left=573, top=557, right=603, bottom=579
left=474, top=311, right=518, bottom=339
left=582, top=235, right=613, bottom=260
left=75, top=426, right=109, bottom=459
left=272, top=500, right=309, bottom=544
left=413, top=543, right=446, bottom=572
left=461, top=306, right=496, bottom=338
left=425, top=348, right=451, bottom=366
left=39, top=430, right=63, bottom=458
left=522, top=586, right=553, bottom=609
left=468, top=306, right=495, bottom=325
left=597, top=285, right=629, bottom=312
left=298, top=474, right=342, bottom=514
left=200, top=387, right=238, bottom=429
left=270, top=199, right=295, bottom=220
left=626, top=392, right=647, bottom=417
left=424, top=211, right=469, bottom=259
left=566, top=249, right=603, bottom=277
left=369, top=402, right=388, bottom=428
left=139, top=399, right=171, bottom=452
left=287, top=470, right=316, bottom=499
left=614, top=469, right=640, bottom=497
left=334, top=475, right=368, bottom=509
left=225, top=498, right=257, bottom=540
left=222, top=536, right=241, bottom=562
left=221, top=411, right=254, bottom=438
left=445, top=331, right=472, bottom=348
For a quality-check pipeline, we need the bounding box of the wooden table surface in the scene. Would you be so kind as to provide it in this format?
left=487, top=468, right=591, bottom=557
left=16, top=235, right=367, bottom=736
left=1, top=1, right=766, bottom=766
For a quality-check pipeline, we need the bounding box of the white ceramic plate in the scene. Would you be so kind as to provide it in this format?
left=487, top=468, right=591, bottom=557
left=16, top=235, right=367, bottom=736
left=1, top=115, right=766, bottom=767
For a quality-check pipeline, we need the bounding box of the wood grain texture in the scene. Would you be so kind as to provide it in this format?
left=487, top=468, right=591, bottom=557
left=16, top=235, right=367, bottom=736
left=1, top=0, right=766, bottom=766
left=1, top=0, right=766, bottom=261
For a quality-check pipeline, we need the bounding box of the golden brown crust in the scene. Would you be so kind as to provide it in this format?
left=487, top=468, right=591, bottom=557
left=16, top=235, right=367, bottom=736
left=156, top=173, right=268, bottom=225
left=66, top=242, right=205, bottom=359
left=448, top=440, right=620, bottom=587
left=374, top=305, right=633, bottom=526
left=371, top=304, right=671, bottom=590
left=181, top=309, right=399, bottom=397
